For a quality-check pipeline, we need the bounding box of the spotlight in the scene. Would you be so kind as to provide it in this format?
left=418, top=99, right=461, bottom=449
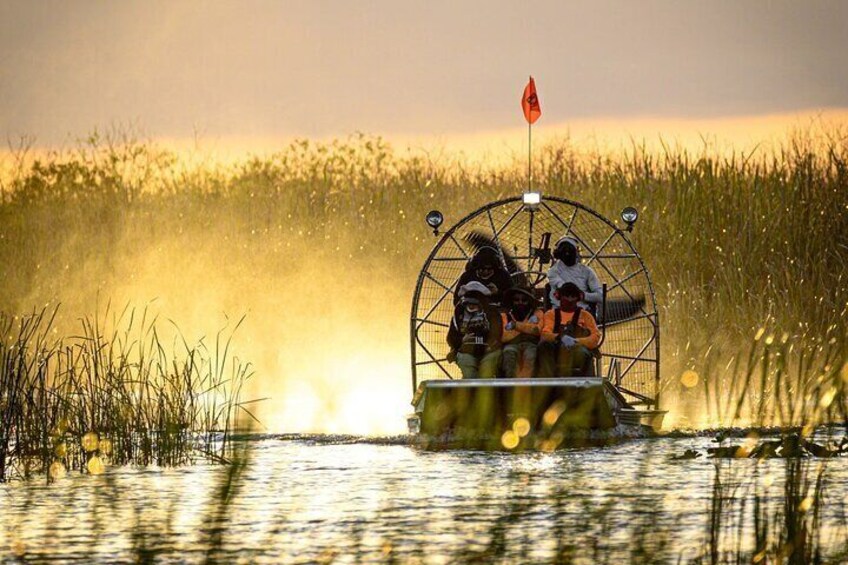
left=425, top=210, right=444, bottom=235
left=621, top=207, right=639, bottom=231
left=522, top=191, right=541, bottom=210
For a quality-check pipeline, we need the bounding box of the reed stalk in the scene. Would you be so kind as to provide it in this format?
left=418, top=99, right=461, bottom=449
left=0, top=305, right=255, bottom=482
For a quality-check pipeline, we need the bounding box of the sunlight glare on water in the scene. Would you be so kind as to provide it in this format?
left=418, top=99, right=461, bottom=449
left=2, top=435, right=846, bottom=562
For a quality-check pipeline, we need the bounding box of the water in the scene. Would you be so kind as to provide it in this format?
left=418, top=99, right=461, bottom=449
left=1, top=434, right=846, bottom=563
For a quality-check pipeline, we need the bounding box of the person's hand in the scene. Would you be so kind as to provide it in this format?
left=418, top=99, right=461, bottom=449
left=528, top=315, right=539, bottom=324
left=446, top=350, right=457, bottom=363
left=560, top=335, right=577, bottom=348
left=487, top=283, right=498, bottom=294
left=505, top=321, right=516, bottom=331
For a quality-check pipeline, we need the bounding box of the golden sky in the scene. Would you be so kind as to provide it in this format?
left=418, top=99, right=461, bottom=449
left=2, top=1, right=847, bottom=147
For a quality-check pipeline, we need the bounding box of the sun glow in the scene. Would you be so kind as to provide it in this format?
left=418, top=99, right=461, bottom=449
left=265, top=347, right=409, bottom=435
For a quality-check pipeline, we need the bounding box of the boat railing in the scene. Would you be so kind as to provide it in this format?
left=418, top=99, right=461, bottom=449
left=606, top=358, right=622, bottom=386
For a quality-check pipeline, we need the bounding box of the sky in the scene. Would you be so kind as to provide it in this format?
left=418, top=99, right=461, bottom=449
left=1, top=0, right=847, bottom=147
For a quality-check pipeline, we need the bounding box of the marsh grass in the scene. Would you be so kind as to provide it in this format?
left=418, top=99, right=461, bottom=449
left=0, top=304, right=256, bottom=482
left=1, top=125, right=845, bottom=422
left=662, top=315, right=847, bottom=564
left=686, top=329, right=848, bottom=564
left=692, top=326, right=848, bottom=430
left=0, top=126, right=847, bottom=561
left=695, top=456, right=839, bottom=564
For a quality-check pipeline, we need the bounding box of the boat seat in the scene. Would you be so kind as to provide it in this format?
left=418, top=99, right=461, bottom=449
left=542, top=282, right=552, bottom=310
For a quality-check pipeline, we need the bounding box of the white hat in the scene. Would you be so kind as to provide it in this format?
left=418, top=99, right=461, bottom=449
left=555, top=236, right=579, bottom=249
left=458, top=281, right=492, bottom=297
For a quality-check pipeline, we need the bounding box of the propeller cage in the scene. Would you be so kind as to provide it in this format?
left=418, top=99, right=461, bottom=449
left=410, top=196, right=660, bottom=407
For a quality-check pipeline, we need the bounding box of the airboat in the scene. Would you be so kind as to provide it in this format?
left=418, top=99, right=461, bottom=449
left=408, top=192, right=666, bottom=444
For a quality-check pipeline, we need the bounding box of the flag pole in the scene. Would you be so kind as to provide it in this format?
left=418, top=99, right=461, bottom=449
left=528, top=75, right=532, bottom=192
left=522, top=75, right=538, bottom=193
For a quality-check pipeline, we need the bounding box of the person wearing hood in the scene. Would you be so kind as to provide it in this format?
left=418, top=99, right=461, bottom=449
left=538, top=282, right=601, bottom=378
left=547, top=237, right=603, bottom=313
left=500, top=287, right=544, bottom=378
left=454, top=246, right=514, bottom=306
left=446, top=281, right=504, bottom=379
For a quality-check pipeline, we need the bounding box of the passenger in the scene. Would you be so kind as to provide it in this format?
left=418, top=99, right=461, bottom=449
left=446, top=282, right=503, bottom=379
left=500, top=287, right=544, bottom=378
left=547, top=237, right=603, bottom=314
left=538, top=282, right=601, bottom=378
left=454, top=246, right=513, bottom=306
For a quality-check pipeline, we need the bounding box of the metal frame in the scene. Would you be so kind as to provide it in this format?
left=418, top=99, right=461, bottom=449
left=410, top=195, right=661, bottom=408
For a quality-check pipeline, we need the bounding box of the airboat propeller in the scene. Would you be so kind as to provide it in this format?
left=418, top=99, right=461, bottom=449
left=408, top=192, right=665, bottom=440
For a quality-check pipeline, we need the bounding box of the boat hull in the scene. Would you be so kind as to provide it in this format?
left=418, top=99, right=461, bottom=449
left=409, top=378, right=665, bottom=440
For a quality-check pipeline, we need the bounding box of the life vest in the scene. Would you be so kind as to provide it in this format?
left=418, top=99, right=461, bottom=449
left=505, top=311, right=541, bottom=344
left=553, top=307, right=590, bottom=339
left=552, top=307, right=600, bottom=362
left=459, top=310, right=491, bottom=355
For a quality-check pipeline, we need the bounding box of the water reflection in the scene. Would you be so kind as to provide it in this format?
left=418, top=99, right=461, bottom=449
left=1, top=435, right=846, bottom=562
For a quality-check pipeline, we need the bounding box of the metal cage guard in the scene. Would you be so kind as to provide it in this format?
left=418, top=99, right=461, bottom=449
left=410, top=195, right=660, bottom=408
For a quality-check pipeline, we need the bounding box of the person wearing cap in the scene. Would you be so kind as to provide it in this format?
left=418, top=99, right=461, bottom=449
left=500, top=287, right=544, bottom=378
left=547, top=237, right=603, bottom=313
left=453, top=246, right=514, bottom=306
left=538, top=282, right=601, bottom=378
left=446, top=281, right=503, bottom=379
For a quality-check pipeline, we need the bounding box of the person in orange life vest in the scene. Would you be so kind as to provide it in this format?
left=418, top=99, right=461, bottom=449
left=500, top=287, right=544, bottom=378
left=538, top=282, right=601, bottom=378
left=446, top=281, right=503, bottom=379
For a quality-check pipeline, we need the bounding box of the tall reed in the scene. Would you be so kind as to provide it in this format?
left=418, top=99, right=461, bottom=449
left=687, top=327, right=847, bottom=564
left=1, top=126, right=844, bottom=339
left=0, top=304, right=256, bottom=482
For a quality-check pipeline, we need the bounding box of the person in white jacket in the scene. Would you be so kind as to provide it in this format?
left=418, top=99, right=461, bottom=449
left=547, top=237, right=603, bottom=313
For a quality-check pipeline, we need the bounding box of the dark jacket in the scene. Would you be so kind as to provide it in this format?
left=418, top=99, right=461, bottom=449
left=447, top=302, right=503, bottom=356
left=453, top=248, right=514, bottom=305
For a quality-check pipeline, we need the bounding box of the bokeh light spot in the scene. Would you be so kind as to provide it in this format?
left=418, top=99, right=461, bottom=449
left=681, top=370, right=699, bottom=388
left=87, top=456, right=106, bottom=475
left=501, top=430, right=519, bottom=450
left=98, top=438, right=113, bottom=455
left=542, top=401, right=566, bottom=427
left=82, top=432, right=99, bottom=453
left=819, top=387, right=836, bottom=409
left=512, top=417, right=531, bottom=438
left=49, top=461, right=67, bottom=480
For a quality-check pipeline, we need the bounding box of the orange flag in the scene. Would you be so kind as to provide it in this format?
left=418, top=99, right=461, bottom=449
left=521, top=76, right=541, bottom=124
